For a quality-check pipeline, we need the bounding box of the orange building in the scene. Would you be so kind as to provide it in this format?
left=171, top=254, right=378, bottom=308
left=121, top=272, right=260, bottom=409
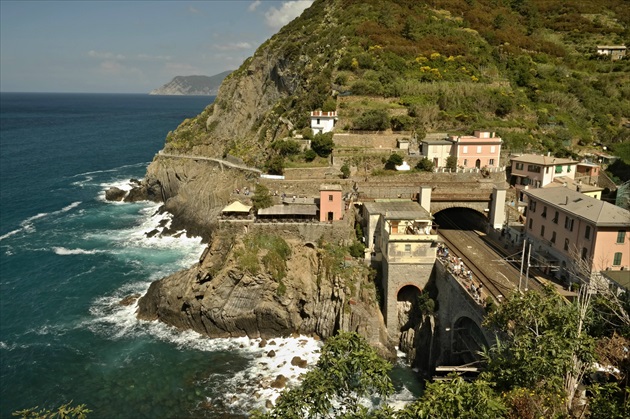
left=319, top=184, right=343, bottom=222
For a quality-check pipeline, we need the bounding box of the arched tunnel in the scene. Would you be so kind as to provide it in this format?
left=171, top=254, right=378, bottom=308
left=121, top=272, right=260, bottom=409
left=449, top=316, right=490, bottom=366
left=434, top=207, right=488, bottom=232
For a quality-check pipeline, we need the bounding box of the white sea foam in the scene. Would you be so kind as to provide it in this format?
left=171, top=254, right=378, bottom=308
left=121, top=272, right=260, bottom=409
left=0, top=229, right=21, bottom=241
left=52, top=247, right=105, bottom=256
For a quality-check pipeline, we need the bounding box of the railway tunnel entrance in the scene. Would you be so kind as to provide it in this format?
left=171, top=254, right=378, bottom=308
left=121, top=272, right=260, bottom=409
left=449, top=316, right=489, bottom=365
left=434, top=207, right=488, bottom=232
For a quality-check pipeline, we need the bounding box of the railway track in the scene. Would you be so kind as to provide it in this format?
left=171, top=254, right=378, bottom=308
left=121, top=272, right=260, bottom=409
left=437, top=212, right=541, bottom=304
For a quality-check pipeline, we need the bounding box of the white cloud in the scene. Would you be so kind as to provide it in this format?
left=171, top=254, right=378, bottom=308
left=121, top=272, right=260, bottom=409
left=248, top=1, right=261, bottom=12
left=188, top=5, right=201, bottom=14
left=137, top=53, right=172, bottom=61
left=88, top=50, right=125, bottom=60
left=264, top=1, right=313, bottom=29
left=213, top=42, right=252, bottom=51
left=164, top=62, right=201, bottom=75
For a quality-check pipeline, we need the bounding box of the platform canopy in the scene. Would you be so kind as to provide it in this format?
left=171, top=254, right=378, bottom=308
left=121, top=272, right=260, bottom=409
left=222, top=201, right=252, bottom=213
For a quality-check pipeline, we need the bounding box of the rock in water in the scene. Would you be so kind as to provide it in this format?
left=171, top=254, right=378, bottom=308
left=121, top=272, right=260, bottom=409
left=105, top=187, right=127, bottom=201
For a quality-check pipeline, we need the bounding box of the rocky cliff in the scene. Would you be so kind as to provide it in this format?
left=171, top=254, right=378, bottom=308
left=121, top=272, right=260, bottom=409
left=150, top=72, right=232, bottom=96
left=136, top=227, right=395, bottom=358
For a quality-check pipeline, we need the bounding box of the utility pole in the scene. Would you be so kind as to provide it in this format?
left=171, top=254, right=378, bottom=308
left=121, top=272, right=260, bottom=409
left=524, top=241, right=532, bottom=291
left=519, top=239, right=526, bottom=292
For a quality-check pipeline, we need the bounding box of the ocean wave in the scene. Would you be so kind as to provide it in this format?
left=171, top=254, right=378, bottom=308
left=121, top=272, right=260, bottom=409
left=52, top=247, right=105, bottom=255
left=72, top=162, right=148, bottom=178
left=0, top=229, right=21, bottom=241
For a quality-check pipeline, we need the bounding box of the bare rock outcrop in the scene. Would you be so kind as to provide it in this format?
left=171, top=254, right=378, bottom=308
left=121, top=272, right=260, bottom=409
left=137, top=228, right=395, bottom=359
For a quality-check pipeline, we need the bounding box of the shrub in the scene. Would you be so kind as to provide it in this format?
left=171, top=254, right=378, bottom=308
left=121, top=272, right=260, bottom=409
left=340, top=163, right=351, bottom=179
left=416, top=157, right=434, bottom=172
left=252, top=184, right=272, bottom=209
left=348, top=241, right=366, bottom=258
left=390, top=114, right=415, bottom=131
left=303, top=149, right=317, bottom=162
left=354, top=109, right=389, bottom=131
left=385, top=153, right=404, bottom=169
left=446, top=155, right=458, bottom=170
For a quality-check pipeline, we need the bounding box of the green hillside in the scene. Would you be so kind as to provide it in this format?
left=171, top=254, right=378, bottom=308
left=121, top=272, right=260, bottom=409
left=170, top=0, right=629, bottom=165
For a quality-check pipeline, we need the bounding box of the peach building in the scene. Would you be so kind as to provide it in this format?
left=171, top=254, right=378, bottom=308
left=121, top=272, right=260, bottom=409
left=509, top=154, right=579, bottom=197
left=319, top=184, right=343, bottom=222
left=450, top=131, right=502, bottom=169
left=523, top=188, right=630, bottom=285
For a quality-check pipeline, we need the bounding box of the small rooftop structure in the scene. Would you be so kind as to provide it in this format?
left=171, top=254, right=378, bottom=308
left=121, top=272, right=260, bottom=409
left=546, top=176, right=603, bottom=195
left=596, top=45, right=627, bottom=60
left=221, top=201, right=252, bottom=214
left=310, top=111, right=338, bottom=135
left=510, top=154, right=578, bottom=166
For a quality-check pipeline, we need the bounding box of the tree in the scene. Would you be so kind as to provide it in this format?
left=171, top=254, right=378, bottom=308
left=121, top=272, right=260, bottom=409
left=322, top=97, right=337, bottom=112
left=303, top=149, right=317, bottom=162
left=251, top=184, right=273, bottom=209
left=340, top=163, right=351, bottom=179
left=258, top=332, right=394, bottom=418
left=482, top=285, right=596, bottom=415
left=271, top=139, right=301, bottom=157
left=266, top=156, right=285, bottom=175
left=415, top=157, right=434, bottom=172
left=445, top=155, right=458, bottom=171
left=311, top=132, right=334, bottom=157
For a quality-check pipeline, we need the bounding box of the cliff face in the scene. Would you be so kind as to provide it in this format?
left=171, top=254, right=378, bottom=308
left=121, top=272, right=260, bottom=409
left=137, top=228, right=395, bottom=358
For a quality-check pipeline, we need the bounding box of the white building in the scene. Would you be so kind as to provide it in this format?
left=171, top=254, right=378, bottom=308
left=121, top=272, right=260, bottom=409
left=310, top=111, right=337, bottom=135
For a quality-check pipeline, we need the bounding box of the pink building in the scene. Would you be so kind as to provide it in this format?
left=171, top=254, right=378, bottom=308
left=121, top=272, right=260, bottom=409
left=450, top=131, right=502, bottom=169
left=523, top=188, right=630, bottom=285
left=319, top=184, right=343, bottom=222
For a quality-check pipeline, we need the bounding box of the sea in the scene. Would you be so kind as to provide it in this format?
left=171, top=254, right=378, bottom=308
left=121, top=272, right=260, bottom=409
left=0, top=93, right=420, bottom=418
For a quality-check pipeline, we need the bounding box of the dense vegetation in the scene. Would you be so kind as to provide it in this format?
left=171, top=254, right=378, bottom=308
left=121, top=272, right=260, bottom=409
left=259, top=283, right=630, bottom=418
left=176, top=0, right=630, bottom=169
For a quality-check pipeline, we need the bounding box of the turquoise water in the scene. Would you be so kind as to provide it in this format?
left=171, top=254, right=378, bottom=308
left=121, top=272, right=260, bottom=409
left=0, top=93, right=421, bottom=418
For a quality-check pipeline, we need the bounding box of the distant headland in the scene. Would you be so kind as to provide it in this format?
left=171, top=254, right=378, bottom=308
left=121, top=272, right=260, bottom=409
left=149, top=71, right=232, bottom=96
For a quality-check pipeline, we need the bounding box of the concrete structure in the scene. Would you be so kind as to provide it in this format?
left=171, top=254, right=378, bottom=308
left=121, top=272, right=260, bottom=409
left=523, top=188, right=630, bottom=284
left=576, top=162, right=601, bottom=185
left=360, top=200, right=438, bottom=336
left=319, top=184, right=343, bottom=222
left=597, top=45, right=627, bottom=60
left=450, top=131, right=502, bottom=169
left=310, top=111, right=337, bottom=135
left=509, top=154, right=579, bottom=198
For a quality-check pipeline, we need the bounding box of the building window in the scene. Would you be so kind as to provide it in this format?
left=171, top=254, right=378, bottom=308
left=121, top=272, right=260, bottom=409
left=477, top=146, right=482, bottom=153
left=555, top=165, right=563, bottom=174
left=463, top=146, right=468, bottom=154
left=540, top=225, right=545, bottom=237
left=585, top=225, right=591, bottom=240
left=516, top=163, right=524, bottom=170
left=551, top=231, right=556, bottom=244
left=565, top=216, right=574, bottom=231
left=553, top=211, right=559, bottom=224
left=529, top=219, right=533, bottom=229
left=317, top=118, right=320, bottom=124
left=613, top=252, right=622, bottom=266
left=567, top=165, right=571, bottom=173
left=491, top=146, right=496, bottom=153
left=405, top=244, right=411, bottom=252
left=529, top=200, right=536, bottom=212
left=541, top=206, right=547, bottom=218
left=489, top=159, right=495, bottom=166
left=527, top=165, right=541, bottom=173
left=581, top=247, right=588, bottom=260
left=564, top=238, right=569, bottom=251
left=617, top=231, right=626, bottom=244
left=464, top=159, right=468, bottom=166
left=546, top=167, right=550, bottom=174
left=328, top=195, right=333, bottom=201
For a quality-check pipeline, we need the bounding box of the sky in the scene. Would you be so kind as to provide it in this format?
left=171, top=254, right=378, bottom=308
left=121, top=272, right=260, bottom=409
left=0, top=0, right=314, bottom=93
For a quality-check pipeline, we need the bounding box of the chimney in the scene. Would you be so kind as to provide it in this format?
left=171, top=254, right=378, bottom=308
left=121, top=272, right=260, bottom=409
left=565, top=196, right=569, bottom=205
left=547, top=152, right=551, bottom=156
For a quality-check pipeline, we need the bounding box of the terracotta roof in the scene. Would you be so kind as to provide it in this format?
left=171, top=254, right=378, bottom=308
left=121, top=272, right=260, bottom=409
left=510, top=154, right=578, bottom=166
left=524, top=188, right=630, bottom=227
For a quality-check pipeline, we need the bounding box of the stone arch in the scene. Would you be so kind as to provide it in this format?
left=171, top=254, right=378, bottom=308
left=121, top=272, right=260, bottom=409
left=449, top=315, right=489, bottom=365
left=303, top=241, right=317, bottom=249
left=434, top=207, right=489, bottom=231
left=396, top=284, right=423, bottom=332
left=431, top=203, right=489, bottom=218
